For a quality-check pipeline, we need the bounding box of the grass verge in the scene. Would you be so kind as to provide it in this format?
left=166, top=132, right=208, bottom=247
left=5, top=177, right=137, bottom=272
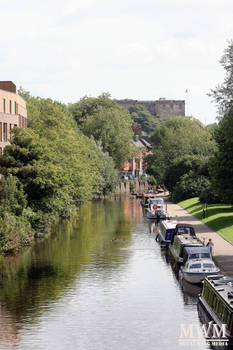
left=178, top=197, right=233, bottom=244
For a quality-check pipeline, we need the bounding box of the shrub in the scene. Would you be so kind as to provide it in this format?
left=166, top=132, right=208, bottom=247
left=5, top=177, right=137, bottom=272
left=199, top=184, right=221, bottom=204
left=172, top=172, right=210, bottom=202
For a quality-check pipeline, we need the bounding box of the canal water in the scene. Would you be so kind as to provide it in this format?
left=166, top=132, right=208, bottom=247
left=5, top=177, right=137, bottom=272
left=0, top=198, right=209, bottom=350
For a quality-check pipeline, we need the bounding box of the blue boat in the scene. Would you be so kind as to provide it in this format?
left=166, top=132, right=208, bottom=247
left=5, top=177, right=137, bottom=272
left=157, top=220, right=178, bottom=247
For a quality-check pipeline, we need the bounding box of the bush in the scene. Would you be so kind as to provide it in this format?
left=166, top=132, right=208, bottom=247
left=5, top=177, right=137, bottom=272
left=172, top=172, right=210, bottom=202
left=199, top=184, right=221, bottom=204
left=0, top=213, right=33, bottom=254
left=0, top=175, right=27, bottom=216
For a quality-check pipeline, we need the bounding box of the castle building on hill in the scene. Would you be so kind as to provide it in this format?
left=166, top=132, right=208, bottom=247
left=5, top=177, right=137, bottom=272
left=116, top=98, right=185, bottom=117
left=0, top=81, right=27, bottom=153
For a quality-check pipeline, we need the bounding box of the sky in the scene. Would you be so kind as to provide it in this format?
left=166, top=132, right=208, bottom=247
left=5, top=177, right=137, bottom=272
left=0, top=0, right=232, bottom=125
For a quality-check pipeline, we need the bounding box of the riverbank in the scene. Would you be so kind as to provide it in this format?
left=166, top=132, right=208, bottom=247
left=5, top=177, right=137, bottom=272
left=178, top=197, right=233, bottom=244
left=164, top=196, right=233, bottom=277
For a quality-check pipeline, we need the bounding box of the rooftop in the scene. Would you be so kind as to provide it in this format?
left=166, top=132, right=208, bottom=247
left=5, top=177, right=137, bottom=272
left=0, top=81, right=16, bottom=93
left=207, top=275, right=233, bottom=309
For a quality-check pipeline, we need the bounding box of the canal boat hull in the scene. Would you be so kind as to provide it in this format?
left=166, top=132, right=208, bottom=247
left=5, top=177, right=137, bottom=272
left=146, top=208, right=167, bottom=220
left=157, top=220, right=178, bottom=247
left=180, top=257, right=220, bottom=284
left=182, top=270, right=220, bottom=284
left=198, top=275, right=233, bottom=349
left=145, top=197, right=167, bottom=220
left=198, top=297, right=233, bottom=349
left=169, top=234, right=204, bottom=270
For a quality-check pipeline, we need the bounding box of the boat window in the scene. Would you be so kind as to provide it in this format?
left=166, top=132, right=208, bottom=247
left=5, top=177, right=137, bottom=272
left=189, top=253, right=211, bottom=259
left=201, top=253, right=211, bottom=259
left=203, top=263, right=214, bottom=268
left=213, top=294, right=219, bottom=311
left=217, top=301, right=224, bottom=320
left=190, top=263, right=201, bottom=269
left=151, top=199, right=163, bottom=204
left=177, top=227, right=194, bottom=235
left=189, top=253, right=199, bottom=259
left=209, top=290, right=214, bottom=307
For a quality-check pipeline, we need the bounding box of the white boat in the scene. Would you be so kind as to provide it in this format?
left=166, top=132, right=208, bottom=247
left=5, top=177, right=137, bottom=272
left=146, top=197, right=167, bottom=220
left=157, top=219, right=178, bottom=247
left=180, top=258, right=220, bottom=284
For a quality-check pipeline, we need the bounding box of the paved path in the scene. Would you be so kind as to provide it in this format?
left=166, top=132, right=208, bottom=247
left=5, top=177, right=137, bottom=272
left=164, top=196, right=233, bottom=277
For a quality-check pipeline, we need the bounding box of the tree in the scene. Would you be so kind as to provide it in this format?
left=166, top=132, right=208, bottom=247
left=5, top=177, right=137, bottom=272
left=147, top=116, right=216, bottom=184
left=68, top=94, right=134, bottom=168
left=209, top=108, right=233, bottom=203
left=0, top=174, right=27, bottom=216
left=209, top=40, right=233, bottom=118
left=171, top=172, right=210, bottom=202
left=164, top=155, right=209, bottom=192
left=91, top=141, right=119, bottom=196
left=127, top=104, right=160, bottom=134
left=0, top=96, right=110, bottom=214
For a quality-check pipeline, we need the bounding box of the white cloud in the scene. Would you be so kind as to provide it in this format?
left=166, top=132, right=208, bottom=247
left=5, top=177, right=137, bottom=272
left=0, top=0, right=232, bottom=124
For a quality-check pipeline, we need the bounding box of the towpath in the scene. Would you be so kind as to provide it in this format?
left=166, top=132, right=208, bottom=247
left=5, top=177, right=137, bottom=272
left=164, top=196, right=233, bottom=277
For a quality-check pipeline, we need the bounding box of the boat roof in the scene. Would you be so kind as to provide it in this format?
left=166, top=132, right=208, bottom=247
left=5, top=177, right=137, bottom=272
left=176, top=223, right=194, bottom=229
left=150, top=198, right=164, bottom=203
left=184, top=246, right=210, bottom=255
left=160, top=220, right=178, bottom=229
left=175, top=235, right=203, bottom=246
left=205, top=276, right=233, bottom=309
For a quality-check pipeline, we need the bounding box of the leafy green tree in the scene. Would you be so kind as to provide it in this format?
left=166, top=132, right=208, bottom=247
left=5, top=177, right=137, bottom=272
left=171, top=172, right=210, bottom=202
left=0, top=96, right=109, bottom=215
left=127, top=104, right=160, bottom=134
left=0, top=175, right=27, bottom=216
left=147, top=116, right=216, bottom=184
left=209, top=40, right=233, bottom=117
left=91, top=141, right=119, bottom=196
left=209, top=109, right=233, bottom=203
left=164, top=155, right=209, bottom=192
left=69, top=94, right=134, bottom=168
left=0, top=128, right=71, bottom=214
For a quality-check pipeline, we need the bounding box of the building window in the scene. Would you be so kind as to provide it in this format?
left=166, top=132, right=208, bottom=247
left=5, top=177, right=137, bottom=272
left=14, top=101, right=17, bottom=114
left=3, top=123, right=7, bottom=141
left=3, top=99, right=6, bottom=113
left=0, top=123, right=2, bottom=142
left=9, top=100, right=12, bottom=114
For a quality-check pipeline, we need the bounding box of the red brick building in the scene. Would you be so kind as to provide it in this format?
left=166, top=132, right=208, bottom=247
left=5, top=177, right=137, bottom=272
left=119, top=135, right=152, bottom=177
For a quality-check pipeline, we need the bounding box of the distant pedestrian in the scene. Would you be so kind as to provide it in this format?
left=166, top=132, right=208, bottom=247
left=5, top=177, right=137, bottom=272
left=206, top=238, right=214, bottom=254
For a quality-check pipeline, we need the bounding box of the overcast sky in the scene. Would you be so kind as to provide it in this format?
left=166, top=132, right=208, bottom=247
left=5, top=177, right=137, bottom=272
left=1, top=0, right=232, bottom=124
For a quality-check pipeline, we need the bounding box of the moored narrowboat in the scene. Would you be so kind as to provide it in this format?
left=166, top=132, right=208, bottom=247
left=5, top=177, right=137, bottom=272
left=157, top=219, right=178, bottom=247
left=172, top=223, right=196, bottom=238
left=169, top=234, right=204, bottom=265
left=180, top=259, right=220, bottom=284
left=198, top=275, right=233, bottom=348
left=146, top=197, right=167, bottom=220
left=141, top=193, right=156, bottom=207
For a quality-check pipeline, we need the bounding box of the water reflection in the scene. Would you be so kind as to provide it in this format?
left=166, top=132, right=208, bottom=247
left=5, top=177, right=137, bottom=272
left=0, top=197, right=208, bottom=350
